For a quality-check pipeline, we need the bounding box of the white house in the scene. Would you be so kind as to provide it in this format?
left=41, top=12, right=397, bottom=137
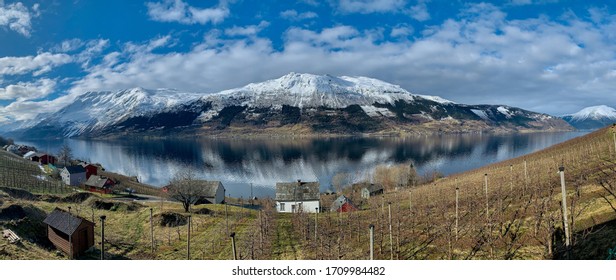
left=275, top=180, right=320, bottom=213
left=61, top=166, right=87, bottom=186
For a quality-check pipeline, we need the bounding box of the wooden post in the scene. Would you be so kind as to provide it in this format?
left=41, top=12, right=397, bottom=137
left=484, top=174, right=489, bottom=222
left=409, top=190, right=412, bottom=213
left=455, top=185, right=459, bottom=241
left=100, top=215, right=106, bottom=260
left=68, top=206, right=72, bottom=259
left=187, top=215, right=191, bottom=260
left=388, top=203, right=393, bottom=260
left=314, top=207, right=318, bottom=242
left=150, top=208, right=154, bottom=255
left=230, top=232, right=237, bottom=260
left=524, top=160, right=528, bottom=195
left=225, top=203, right=229, bottom=236
left=612, top=132, right=616, bottom=157
left=369, top=224, right=374, bottom=260
left=559, top=166, right=571, bottom=250
left=510, top=164, right=513, bottom=192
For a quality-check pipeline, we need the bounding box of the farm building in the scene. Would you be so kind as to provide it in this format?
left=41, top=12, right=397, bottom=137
left=39, top=154, right=57, bottom=165
left=193, top=180, right=225, bottom=204
left=22, top=151, right=36, bottom=160
left=275, top=180, right=320, bottom=213
left=330, top=195, right=357, bottom=212
left=84, top=175, right=114, bottom=194
left=25, top=153, right=57, bottom=165
left=79, top=162, right=98, bottom=179
left=43, top=208, right=95, bottom=258
left=354, top=182, right=384, bottom=199
left=61, top=166, right=87, bottom=186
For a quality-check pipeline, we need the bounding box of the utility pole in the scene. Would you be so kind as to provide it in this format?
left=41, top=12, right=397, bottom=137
left=559, top=166, right=571, bottom=251
left=369, top=224, right=374, bottom=260
left=187, top=215, right=191, bottom=260
left=150, top=208, right=154, bottom=255
left=250, top=183, right=253, bottom=205
left=100, top=215, right=106, bottom=260
left=230, top=232, right=237, bottom=260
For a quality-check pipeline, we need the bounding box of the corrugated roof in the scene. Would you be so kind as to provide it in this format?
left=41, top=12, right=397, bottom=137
left=85, top=175, right=109, bottom=188
left=64, top=165, right=86, bottom=174
left=43, top=208, right=94, bottom=235
left=276, top=181, right=320, bottom=201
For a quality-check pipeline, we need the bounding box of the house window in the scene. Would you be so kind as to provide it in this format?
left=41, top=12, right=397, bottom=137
left=280, top=203, right=285, bottom=211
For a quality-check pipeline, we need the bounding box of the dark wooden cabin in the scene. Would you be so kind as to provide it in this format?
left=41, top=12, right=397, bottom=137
left=43, top=208, right=95, bottom=258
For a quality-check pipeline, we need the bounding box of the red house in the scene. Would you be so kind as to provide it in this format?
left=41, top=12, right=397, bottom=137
left=79, top=163, right=98, bottom=179
left=330, top=195, right=357, bottom=212
left=84, top=175, right=114, bottom=194
left=39, top=154, right=57, bottom=165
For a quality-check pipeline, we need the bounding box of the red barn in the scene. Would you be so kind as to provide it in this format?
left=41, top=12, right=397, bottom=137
left=331, top=195, right=357, bottom=212
left=39, top=154, right=57, bottom=165
left=79, top=163, right=98, bottom=179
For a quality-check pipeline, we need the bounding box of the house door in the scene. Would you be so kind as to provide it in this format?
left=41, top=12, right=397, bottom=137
left=77, top=229, right=88, bottom=255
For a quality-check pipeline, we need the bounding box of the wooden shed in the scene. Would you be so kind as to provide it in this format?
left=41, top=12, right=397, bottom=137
left=43, top=208, right=95, bottom=258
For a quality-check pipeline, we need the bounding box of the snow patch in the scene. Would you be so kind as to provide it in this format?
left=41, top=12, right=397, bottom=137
left=471, top=109, right=489, bottom=120
left=360, top=106, right=396, bottom=118
left=497, top=106, right=513, bottom=119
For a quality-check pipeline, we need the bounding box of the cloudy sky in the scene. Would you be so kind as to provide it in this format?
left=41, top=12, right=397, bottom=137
left=0, top=0, right=615, bottom=125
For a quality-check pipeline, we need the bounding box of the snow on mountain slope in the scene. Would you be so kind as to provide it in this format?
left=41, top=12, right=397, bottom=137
left=203, top=72, right=417, bottom=110
left=41, top=87, right=203, bottom=136
left=11, top=72, right=573, bottom=138
left=562, top=105, right=616, bottom=130
left=564, top=105, right=616, bottom=121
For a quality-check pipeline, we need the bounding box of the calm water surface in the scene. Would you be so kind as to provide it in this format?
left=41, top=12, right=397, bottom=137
left=15, top=131, right=588, bottom=198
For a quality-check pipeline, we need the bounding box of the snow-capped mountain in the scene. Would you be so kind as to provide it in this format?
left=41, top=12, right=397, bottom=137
left=562, top=105, right=616, bottom=130
left=11, top=73, right=572, bottom=138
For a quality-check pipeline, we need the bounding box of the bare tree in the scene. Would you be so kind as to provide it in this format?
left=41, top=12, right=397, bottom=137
left=58, top=144, right=72, bottom=166
left=167, top=169, right=205, bottom=212
left=332, top=173, right=349, bottom=193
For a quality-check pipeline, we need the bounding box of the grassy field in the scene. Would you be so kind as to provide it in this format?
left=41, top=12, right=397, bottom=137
left=2, top=126, right=616, bottom=260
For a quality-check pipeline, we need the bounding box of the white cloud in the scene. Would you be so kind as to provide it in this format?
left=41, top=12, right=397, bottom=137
left=146, top=0, right=229, bottom=25
left=0, top=78, right=56, bottom=101
left=409, top=2, right=430, bottom=21
left=0, top=1, right=38, bottom=36
left=10, top=3, right=616, bottom=123
left=224, top=21, right=269, bottom=37
left=0, top=52, right=72, bottom=76
left=390, top=25, right=413, bottom=37
left=337, top=0, right=406, bottom=14
left=280, top=9, right=318, bottom=21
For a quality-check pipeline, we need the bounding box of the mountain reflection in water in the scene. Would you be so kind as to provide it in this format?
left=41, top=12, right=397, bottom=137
left=16, top=131, right=587, bottom=198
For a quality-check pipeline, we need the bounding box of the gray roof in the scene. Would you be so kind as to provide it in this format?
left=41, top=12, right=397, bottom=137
left=276, top=181, right=320, bottom=201
left=64, top=165, right=86, bottom=174
left=43, top=208, right=94, bottom=235
left=192, top=180, right=223, bottom=197
left=331, top=195, right=353, bottom=211
left=85, top=175, right=110, bottom=188
left=354, top=182, right=383, bottom=193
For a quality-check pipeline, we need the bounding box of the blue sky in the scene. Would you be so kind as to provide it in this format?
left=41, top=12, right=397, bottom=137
left=1, top=0, right=615, bottom=124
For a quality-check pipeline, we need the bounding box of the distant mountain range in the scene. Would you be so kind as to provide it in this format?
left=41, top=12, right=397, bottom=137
left=562, top=105, right=616, bottom=130
left=5, top=73, right=573, bottom=139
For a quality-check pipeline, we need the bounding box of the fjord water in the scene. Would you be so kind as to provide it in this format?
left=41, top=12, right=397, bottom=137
left=16, top=131, right=587, bottom=198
